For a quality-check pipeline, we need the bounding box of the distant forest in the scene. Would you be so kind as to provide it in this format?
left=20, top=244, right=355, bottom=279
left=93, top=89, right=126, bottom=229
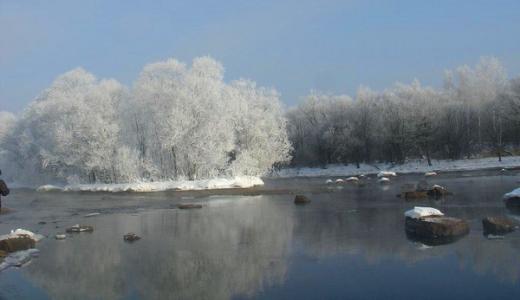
left=1, top=56, right=519, bottom=184
left=287, top=57, right=520, bottom=167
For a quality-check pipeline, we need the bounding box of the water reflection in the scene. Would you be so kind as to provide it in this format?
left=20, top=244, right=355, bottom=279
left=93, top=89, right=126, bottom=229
left=23, top=196, right=293, bottom=300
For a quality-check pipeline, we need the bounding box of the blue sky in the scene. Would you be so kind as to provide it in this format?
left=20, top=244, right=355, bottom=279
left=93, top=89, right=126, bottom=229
left=1, top=0, right=520, bottom=112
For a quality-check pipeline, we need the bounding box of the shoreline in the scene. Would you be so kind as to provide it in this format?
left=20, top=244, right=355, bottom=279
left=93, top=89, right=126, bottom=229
left=270, top=156, right=520, bottom=178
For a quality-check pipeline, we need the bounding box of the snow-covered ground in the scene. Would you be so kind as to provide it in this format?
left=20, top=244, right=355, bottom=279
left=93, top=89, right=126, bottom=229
left=272, top=156, right=520, bottom=178
left=36, top=176, right=264, bottom=193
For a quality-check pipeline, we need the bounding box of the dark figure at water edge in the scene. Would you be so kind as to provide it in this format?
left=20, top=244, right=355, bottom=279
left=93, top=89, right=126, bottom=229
left=0, top=169, right=10, bottom=211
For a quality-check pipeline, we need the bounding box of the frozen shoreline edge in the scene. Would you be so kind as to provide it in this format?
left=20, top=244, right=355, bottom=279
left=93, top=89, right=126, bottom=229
left=270, top=156, right=520, bottom=178
left=35, top=176, right=264, bottom=193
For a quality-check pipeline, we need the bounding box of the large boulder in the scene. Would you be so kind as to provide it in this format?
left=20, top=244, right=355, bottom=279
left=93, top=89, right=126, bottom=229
left=405, top=216, right=469, bottom=241
left=404, top=207, right=469, bottom=245
left=294, top=195, right=311, bottom=205
left=482, top=217, right=516, bottom=235
left=0, top=236, right=35, bottom=253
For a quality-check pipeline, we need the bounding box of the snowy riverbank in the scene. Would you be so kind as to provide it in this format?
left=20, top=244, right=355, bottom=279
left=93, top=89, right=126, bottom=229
left=272, top=156, right=520, bottom=178
left=36, top=176, right=264, bottom=193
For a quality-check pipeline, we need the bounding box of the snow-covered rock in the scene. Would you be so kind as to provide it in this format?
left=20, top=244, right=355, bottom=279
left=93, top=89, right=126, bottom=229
left=504, top=188, right=520, bottom=200
left=404, top=207, right=444, bottom=219
left=377, top=171, right=397, bottom=178
left=424, top=172, right=437, bottom=177
left=378, top=177, right=391, bottom=184
left=346, top=177, right=359, bottom=182
left=0, top=229, right=45, bottom=242
left=325, top=179, right=333, bottom=184
left=335, top=179, right=344, bottom=184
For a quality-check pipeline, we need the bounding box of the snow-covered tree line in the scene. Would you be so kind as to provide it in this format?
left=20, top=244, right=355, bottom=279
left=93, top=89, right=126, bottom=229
left=0, top=57, right=292, bottom=184
left=287, top=57, right=520, bottom=167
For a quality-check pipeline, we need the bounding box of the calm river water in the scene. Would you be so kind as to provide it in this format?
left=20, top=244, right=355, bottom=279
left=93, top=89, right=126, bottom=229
left=1, top=170, right=520, bottom=299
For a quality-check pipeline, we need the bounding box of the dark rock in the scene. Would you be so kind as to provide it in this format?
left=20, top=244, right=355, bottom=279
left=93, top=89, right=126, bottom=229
left=427, top=185, right=451, bottom=198
left=177, top=203, right=203, bottom=209
left=123, top=233, right=141, bottom=242
left=482, top=216, right=516, bottom=235
left=405, top=216, right=469, bottom=242
left=402, top=191, right=428, bottom=200
left=0, top=236, right=35, bottom=253
left=65, top=225, right=94, bottom=233
left=294, top=195, right=311, bottom=205
left=38, top=221, right=46, bottom=225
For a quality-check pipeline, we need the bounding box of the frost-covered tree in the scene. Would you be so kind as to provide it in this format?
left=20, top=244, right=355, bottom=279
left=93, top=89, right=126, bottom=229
left=287, top=56, right=517, bottom=166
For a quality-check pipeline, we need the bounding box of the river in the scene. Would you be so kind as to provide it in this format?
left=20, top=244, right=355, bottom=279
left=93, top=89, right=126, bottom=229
left=1, top=170, right=519, bottom=299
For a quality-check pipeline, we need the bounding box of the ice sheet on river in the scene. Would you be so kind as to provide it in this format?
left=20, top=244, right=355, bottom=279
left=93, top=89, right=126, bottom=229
left=37, top=176, right=264, bottom=193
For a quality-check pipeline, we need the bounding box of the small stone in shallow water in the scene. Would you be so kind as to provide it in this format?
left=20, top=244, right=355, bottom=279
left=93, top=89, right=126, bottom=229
left=65, top=224, right=94, bottom=233
left=55, top=234, right=66, bottom=240
left=294, top=195, right=311, bottom=205
left=123, top=233, right=141, bottom=242
left=177, top=204, right=203, bottom=209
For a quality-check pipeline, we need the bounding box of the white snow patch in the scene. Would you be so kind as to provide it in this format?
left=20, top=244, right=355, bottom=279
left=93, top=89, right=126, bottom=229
left=36, top=176, right=263, bottom=193
left=424, top=172, right=437, bottom=177
left=36, top=184, right=62, bottom=192
left=377, top=171, right=397, bottom=178
left=405, top=207, right=444, bottom=219
left=325, top=179, right=333, bottom=184
left=504, top=188, right=520, bottom=200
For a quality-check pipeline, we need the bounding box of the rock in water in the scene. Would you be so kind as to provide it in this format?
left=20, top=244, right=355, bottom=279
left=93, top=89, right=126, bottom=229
left=378, top=177, right=391, bottom=184
left=55, top=234, right=66, bottom=240
left=405, top=216, right=469, bottom=244
left=427, top=185, right=451, bottom=198
left=403, top=191, right=428, bottom=200
left=346, top=177, right=359, bottom=182
left=482, top=217, right=516, bottom=235
left=65, top=224, right=94, bottom=233
left=424, top=172, right=437, bottom=177
left=123, top=233, right=141, bottom=242
left=294, top=195, right=311, bottom=205
left=177, top=204, right=203, bottom=209
left=0, top=236, right=35, bottom=253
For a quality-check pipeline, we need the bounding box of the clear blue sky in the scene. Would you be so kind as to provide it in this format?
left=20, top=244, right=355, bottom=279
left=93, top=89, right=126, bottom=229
left=1, top=0, right=520, bottom=112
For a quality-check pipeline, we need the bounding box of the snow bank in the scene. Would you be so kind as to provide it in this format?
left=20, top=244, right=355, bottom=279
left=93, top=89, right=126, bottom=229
left=272, top=156, right=520, bottom=178
left=404, top=207, right=444, bottom=219
left=503, top=188, right=520, bottom=200
left=36, top=176, right=264, bottom=193
left=36, top=184, right=62, bottom=192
